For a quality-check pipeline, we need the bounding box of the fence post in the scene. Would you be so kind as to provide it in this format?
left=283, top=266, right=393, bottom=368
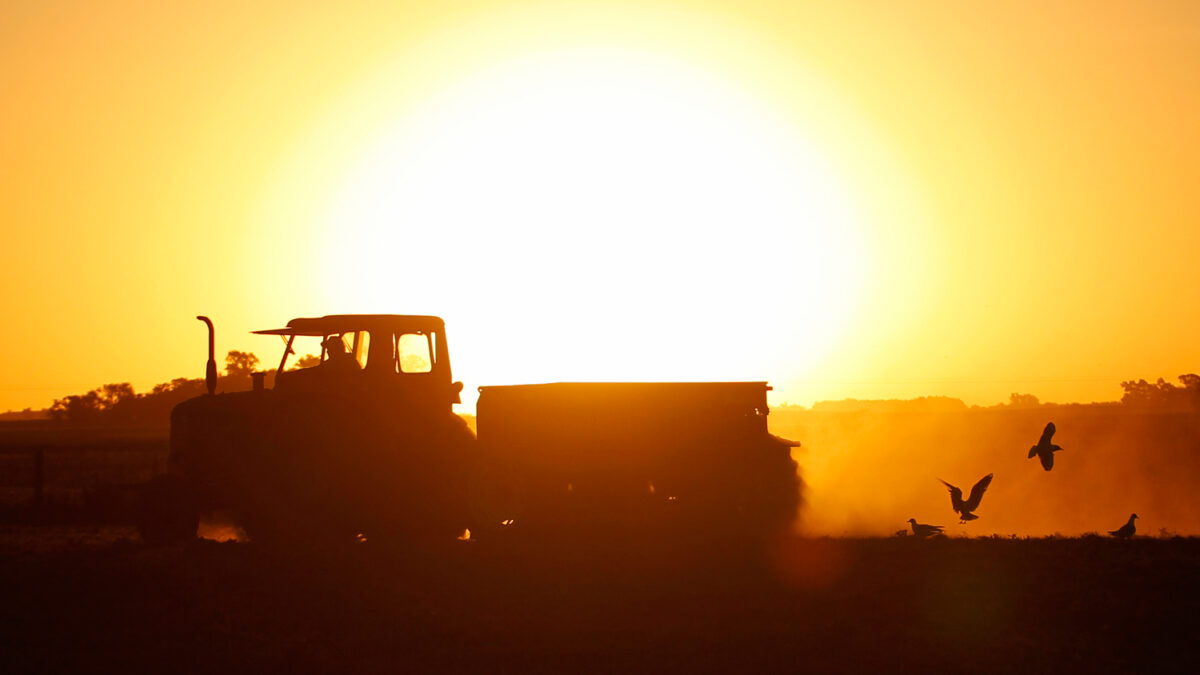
left=33, top=449, right=44, bottom=508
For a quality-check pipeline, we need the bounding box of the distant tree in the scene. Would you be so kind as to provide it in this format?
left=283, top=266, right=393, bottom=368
left=292, top=354, right=321, bottom=370
left=99, top=382, right=138, bottom=423
left=1008, top=393, right=1040, bottom=408
left=49, top=382, right=136, bottom=423
left=136, top=377, right=207, bottom=424
left=1120, top=378, right=1159, bottom=406
left=46, top=349, right=269, bottom=427
left=99, top=382, right=135, bottom=407
left=810, top=397, right=967, bottom=413
left=48, top=390, right=103, bottom=423
left=151, top=377, right=197, bottom=396
left=1120, top=374, right=1200, bottom=410
left=0, top=408, right=47, bottom=421
left=224, top=350, right=260, bottom=378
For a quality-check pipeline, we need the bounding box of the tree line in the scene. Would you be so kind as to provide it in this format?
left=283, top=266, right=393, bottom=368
left=29, top=361, right=1200, bottom=426
left=46, top=351, right=265, bottom=426
left=1119, top=374, right=1200, bottom=410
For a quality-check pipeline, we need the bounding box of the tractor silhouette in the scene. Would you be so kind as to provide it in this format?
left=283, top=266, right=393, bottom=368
left=138, top=315, right=799, bottom=546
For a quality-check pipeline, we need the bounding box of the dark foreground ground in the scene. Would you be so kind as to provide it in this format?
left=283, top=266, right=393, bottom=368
left=2, top=529, right=1197, bottom=674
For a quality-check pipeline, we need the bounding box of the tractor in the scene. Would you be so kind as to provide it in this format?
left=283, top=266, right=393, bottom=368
left=139, top=315, right=799, bottom=546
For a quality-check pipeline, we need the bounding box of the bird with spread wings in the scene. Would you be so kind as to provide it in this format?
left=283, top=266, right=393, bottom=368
left=939, top=473, right=994, bottom=523
left=1028, top=422, right=1063, bottom=471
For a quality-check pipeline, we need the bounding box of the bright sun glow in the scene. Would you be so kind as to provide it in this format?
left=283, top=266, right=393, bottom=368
left=320, top=48, right=866, bottom=395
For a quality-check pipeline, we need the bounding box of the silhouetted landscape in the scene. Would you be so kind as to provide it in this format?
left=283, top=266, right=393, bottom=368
left=8, top=358, right=1198, bottom=538
left=3, top=356, right=1199, bottom=672
left=6, top=1, right=1200, bottom=670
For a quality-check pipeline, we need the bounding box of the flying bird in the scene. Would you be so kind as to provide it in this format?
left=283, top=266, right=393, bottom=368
left=939, top=473, right=994, bottom=522
left=1109, top=513, right=1138, bottom=539
left=1028, top=422, right=1063, bottom=471
left=907, top=518, right=944, bottom=538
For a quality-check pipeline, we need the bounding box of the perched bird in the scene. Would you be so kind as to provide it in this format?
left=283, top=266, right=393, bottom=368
left=907, top=518, right=944, bottom=538
left=1109, top=513, right=1138, bottom=539
left=1028, top=422, right=1063, bottom=471
left=939, top=473, right=994, bottom=522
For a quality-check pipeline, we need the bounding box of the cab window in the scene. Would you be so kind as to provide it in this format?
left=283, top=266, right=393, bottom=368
left=287, top=336, right=325, bottom=370
left=353, top=331, right=370, bottom=368
left=397, top=333, right=433, bottom=373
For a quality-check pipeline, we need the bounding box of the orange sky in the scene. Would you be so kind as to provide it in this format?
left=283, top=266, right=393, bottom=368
left=2, top=1, right=1198, bottom=412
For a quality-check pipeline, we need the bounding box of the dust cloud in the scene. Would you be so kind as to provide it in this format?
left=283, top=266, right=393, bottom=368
left=197, top=518, right=246, bottom=542
left=770, top=401, right=1200, bottom=537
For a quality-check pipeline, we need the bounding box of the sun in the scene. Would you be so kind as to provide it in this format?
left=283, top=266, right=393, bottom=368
left=314, top=48, right=867, bottom=397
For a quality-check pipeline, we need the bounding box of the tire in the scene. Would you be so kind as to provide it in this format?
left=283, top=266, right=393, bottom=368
left=667, top=440, right=800, bottom=542
left=137, top=474, right=199, bottom=545
left=466, top=455, right=524, bottom=538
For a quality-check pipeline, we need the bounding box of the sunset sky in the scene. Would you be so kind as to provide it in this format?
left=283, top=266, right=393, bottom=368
left=2, top=1, right=1198, bottom=413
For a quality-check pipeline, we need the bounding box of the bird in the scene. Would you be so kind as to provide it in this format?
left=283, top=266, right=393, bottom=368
left=907, top=518, right=944, bottom=538
left=1028, top=422, right=1063, bottom=471
left=1109, top=513, right=1138, bottom=538
left=939, top=473, right=994, bottom=522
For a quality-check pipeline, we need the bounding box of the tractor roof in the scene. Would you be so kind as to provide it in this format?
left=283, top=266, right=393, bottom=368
left=251, top=314, right=445, bottom=337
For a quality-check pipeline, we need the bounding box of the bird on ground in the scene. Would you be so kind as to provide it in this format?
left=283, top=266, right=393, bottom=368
left=1109, top=513, right=1138, bottom=538
left=939, top=473, right=994, bottom=522
left=907, top=518, right=944, bottom=538
left=1028, top=422, right=1063, bottom=471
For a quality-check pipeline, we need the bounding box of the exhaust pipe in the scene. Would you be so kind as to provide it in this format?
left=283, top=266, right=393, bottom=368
left=197, top=316, right=217, bottom=396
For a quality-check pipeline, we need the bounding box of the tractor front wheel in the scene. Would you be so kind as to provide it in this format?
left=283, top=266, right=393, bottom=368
left=137, top=474, right=199, bottom=545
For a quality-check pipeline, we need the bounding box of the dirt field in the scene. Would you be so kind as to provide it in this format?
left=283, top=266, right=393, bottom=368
left=1, top=528, right=1196, bottom=673
left=2, top=421, right=1196, bottom=672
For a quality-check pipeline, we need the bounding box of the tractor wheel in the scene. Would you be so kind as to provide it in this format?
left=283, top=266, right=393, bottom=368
left=466, top=455, right=524, bottom=540
left=669, top=440, right=800, bottom=543
left=731, top=443, right=801, bottom=540
left=137, top=474, right=199, bottom=545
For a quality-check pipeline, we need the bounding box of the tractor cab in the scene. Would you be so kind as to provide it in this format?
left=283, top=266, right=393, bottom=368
left=253, top=314, right=463, bottom=408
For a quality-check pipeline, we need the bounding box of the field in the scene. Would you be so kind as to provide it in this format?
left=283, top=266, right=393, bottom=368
left=2, top=419, right=1198, bottom=672
left=0, top=424, right=165, bottom=521
left=1, top=527, right=1197, bottom=673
